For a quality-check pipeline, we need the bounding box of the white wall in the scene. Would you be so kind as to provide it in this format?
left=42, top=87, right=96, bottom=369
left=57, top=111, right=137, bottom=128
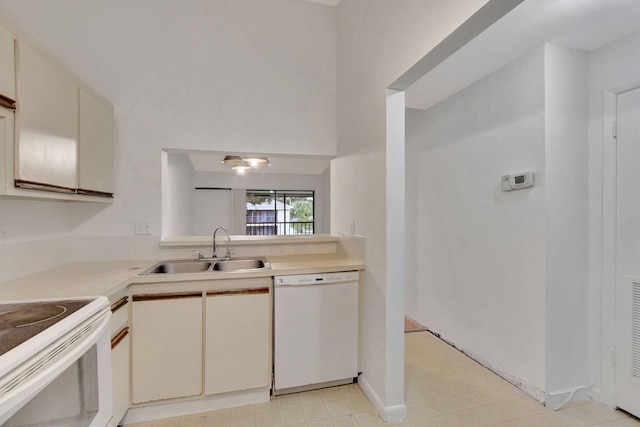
left=405, top=47, right=547, bottom=398
left=405, top=43, right=592, bottom=402
left=587, top=29, right=640, bottom=406
left=164, top=153, right=196, bottom=238
left=0, top=0, right=336, bottom=281
left=334, top=0, right=489, bottom=419
left=544, top=44, right=589, bottom=397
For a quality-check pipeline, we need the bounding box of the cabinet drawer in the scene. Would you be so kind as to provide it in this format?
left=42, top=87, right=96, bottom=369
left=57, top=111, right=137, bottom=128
left=110, top=296, right=129, bottom=337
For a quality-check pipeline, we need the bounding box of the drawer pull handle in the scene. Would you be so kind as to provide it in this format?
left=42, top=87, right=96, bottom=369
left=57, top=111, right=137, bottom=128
left=133, top=292, right=202, bottom=302
left=111, top=327, right=129, bottom=350
left=207, top=287, right=269, bottom=297
left=111, top=296, right=128, bottom=313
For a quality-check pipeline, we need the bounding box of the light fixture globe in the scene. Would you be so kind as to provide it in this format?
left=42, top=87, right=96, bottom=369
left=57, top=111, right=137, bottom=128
left=222, top=155, right=245, bottom=166
left=222, top=155, right=271, bottom=171
left=242, top=157, right=271, bottom=167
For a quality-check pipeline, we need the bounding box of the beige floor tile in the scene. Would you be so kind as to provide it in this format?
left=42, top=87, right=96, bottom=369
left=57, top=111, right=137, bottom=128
left=154, top=418, right=180, bottom=427
left=180, top=411, right=208, bottom=425
left=281, top=408, right=306, bottom=426
left=298, top=391, right=323, bottom=406
left=308, top=420, right=333, bottom=427
left=255, top=411, right=281, bottom=427
left=254, top=401, right=281, bottom=414
left=332, top=415, right=359, bottom=427
left=205, top=420, right=231, bottom=427
left=353, top=411, right=385, bottom=427
left=418, top=399, right=453, bottom=418
left=339, top=384, right=364, bottom=399
left=508, top=397, right=548, bottom=417
left=471, top=401, right=526, bottom=425
left=456, top=390, right=501, bottom=409
left=205, top=409, right=232, bottom=421
left=346, top=397, right=374, bottom=414
left=452, top=409, right=489, bottom=427
left=325, top=400, right=353, bottom=417
left=278, top=395, right=302, bottom=409
left=485, top=384, right=527, bottom=402
left=320, top=387, right=345, bottom=402
left=409, top=419, right=438, bottom=427
left=232, top=406, right=256, bottom=418
left=430, top=413, right=465, bottom=427
left=526, top=412, right=571, bottom=427
left=229, top=415, right=256, bottom=427
left=303, top=404, right=330, bottom=422
left=404, top=402, right=428, bottom=421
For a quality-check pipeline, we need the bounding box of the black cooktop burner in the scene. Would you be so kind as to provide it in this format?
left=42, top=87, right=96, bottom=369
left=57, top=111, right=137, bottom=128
left=0, top=299, right=93, bottom=356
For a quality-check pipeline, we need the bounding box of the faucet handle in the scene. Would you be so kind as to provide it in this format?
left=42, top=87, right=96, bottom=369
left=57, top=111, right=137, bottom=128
left=193, top=250, right=204, bottom=260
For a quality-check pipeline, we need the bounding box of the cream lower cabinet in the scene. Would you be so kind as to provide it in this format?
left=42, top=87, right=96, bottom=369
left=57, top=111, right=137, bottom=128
left=131, top=292, right=203, bottom=404
left=111, top=329, right=130, bottom=427
left=205, top=281, right=271, bottom=395
left=109, top=295, right=130, bottom=427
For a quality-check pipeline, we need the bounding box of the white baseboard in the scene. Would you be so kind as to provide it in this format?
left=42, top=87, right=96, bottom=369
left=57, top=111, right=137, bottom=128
left=122, top=388, right=270, bottom=425
left=358, top=376, right=407, bottom=422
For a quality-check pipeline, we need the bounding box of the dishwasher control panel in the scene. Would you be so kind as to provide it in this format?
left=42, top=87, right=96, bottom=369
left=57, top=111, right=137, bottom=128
left=274, top=271, right=359, bottom=286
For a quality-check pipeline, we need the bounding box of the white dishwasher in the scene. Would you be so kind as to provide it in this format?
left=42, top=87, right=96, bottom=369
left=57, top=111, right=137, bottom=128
left=273, top=271, right=359, bottom=395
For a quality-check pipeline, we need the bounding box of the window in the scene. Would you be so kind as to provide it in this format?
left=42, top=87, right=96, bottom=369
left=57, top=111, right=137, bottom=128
left=246, top=190, right=314, bottom=235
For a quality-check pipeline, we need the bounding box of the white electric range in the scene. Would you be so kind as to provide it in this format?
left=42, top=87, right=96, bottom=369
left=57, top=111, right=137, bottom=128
left=0, top=296, right=112, bottom=427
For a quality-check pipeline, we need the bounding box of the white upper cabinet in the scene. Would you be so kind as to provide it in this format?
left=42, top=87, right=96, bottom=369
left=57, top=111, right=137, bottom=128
left=0, top=24, right=15, bottom=107
left=0, top=29, right=114, bottom=201
left=78, top=87, right=113, bottom=195
left=15, top=39, right=78, bottom=191
left=0, top=27, right=16, bottom=108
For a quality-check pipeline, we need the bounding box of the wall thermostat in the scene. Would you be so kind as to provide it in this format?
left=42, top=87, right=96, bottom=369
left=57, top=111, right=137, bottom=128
left=501, top=172, right=534, bottom=192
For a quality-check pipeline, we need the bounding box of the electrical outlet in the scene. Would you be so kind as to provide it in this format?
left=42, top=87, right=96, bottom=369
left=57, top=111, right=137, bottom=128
left=135, top=221, right=151, bottom=235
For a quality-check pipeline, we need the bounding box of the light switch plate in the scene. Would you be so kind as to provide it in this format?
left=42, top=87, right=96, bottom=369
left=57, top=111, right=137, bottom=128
left=135, top=221, right=151, bottom=235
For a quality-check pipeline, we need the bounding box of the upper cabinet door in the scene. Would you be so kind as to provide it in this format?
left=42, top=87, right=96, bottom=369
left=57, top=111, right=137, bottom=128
left=79, top=88, right=113, bottom=195
left=15, top=40, right=78, bottom=190
left=0, top=25, right=15, bottom=107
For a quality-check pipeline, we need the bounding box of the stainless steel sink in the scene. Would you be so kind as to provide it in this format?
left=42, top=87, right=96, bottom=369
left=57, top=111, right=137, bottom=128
left=140, top=257, right=270, bottom=275
left=143, top=260, right=213, bottom=275
left=212, top=258, right=268, bottom=271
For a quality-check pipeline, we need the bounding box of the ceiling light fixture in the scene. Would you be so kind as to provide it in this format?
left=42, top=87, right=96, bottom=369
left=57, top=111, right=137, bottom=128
left=222, top=155, right=271, bottom=173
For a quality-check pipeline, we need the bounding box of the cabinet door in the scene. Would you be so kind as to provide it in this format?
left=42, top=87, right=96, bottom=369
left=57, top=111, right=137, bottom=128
left=0, top=25, right=15, bottom=106
left=131, top=293, right=203, bottom=404
left=110, top=328, right=130, bottom=427
left=78, top=87, right=113, bottom=195
left=15, top=40, right=78, bottom=189
left=205, top=288, right=270, bottom=395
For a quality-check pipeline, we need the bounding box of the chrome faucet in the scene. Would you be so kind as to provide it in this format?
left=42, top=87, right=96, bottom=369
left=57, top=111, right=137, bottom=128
left=212, top=226, right=231, bottom=259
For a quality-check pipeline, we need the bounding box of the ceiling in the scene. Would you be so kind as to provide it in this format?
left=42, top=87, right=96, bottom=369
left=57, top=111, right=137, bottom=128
left=304, top=0, right=341, bottom=6
left=187, top=152, right=331, bottom=175
left=404, top=0, right=640, bottom=110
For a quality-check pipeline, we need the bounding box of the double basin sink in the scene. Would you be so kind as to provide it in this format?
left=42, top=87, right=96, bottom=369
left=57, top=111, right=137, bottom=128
left=141, top=257, right=270, bottom=275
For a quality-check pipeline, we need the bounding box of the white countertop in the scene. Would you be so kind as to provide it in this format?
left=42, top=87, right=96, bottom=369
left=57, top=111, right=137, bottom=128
left=0, top=254, right=364, bottom=301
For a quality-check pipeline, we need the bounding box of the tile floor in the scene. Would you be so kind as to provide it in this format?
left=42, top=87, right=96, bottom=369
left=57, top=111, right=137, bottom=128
left=125, top=331, right=640, bottom=427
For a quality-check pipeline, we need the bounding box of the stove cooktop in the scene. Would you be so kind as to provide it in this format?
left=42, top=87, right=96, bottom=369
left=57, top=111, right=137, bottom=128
left=0, top=299, right=94, bottom=357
